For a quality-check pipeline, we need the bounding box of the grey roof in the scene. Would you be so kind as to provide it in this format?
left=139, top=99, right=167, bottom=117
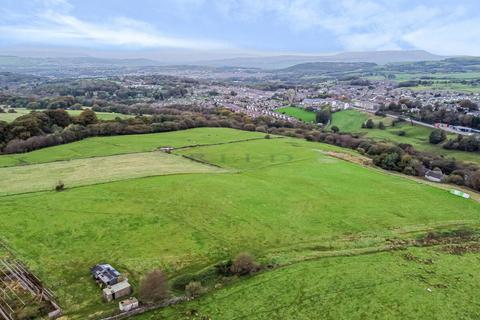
left=104, top=281, right=131, bottom=293
left=425, top=170, right=444, bottom=180
left=91, top=264, right=121, bottom=285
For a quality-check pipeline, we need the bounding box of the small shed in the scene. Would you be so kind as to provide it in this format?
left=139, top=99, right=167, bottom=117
left=425, top=170, right=444, bottom=183
left=103, top=281, right=132, bottom=302
left=119, top=297, right=139, bottom=312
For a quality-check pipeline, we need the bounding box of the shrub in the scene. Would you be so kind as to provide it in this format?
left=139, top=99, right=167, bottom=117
left=76, top=109, right=98, bottom=125
left=365, top=119, right=374, bottom=129
left=315, top=109, right=331, bottom=124
left=230, top=253, right=260, bottom=276
left=397, top=130, right=406, bottom=136
left=378, top=121, right=385, bottom=130
left=264, top=134, right=271, bottom=139
left=55, top=181, right=65, bottom=192
left=139, top=270, right=169, bottom=304
left=185, top=281, right=204, bottom=298
left=429, top=129, right=447, bottom=144
left=331, top=125, right=340, bottom=133
left=215, top=260, right=233, bottom=276
left=445, top=174, right=464, bottom=185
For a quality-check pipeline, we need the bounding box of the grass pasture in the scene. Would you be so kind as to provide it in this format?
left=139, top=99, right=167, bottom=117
left=0, top=128, right=479, bottom=319
left=138, top=247, right=480, bottom=320
left=329, top=109, right=480, bottom=164
left=275, top=106, right=316, bottom=122
left=0, top=127, right=267, bottom=167
left=0, top=151, right=225, bottom=196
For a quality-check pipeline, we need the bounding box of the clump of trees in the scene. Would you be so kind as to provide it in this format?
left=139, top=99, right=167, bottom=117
left=315, top=109, right=331, bottom=125
left=139, top=270, right=170, bottom=304
left=362, top=119, right=375, bottom=129
left=443, top=134, right=480, bottom=152
left=429, top=129, right=447, bottom=144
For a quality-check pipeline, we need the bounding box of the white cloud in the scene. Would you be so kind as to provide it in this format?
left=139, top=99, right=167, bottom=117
left=196, top=0, right=480, bottom=55
left=0, top=0, right=230, bottom=50
left=403, top=19, right=480, bottom=56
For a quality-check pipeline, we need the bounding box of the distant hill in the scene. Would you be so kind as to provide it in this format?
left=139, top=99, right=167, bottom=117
left=280, top=62, right=377, bottom=73
left=195, top=50, right=444, bottom=69
left=0, top=55, right=163, bottom=67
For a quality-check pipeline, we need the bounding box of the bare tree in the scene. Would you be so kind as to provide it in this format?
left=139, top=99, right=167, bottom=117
left=230, top=253, right=260, bottom=275
left=139, top=270, right=169, bottom=304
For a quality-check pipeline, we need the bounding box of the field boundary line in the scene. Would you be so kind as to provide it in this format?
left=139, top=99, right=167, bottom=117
left=172, top=136, right=283, bottom=151
left=0, top=170, right=230, bottom=199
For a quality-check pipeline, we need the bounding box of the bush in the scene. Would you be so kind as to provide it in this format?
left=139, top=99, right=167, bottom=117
left=55, top=181, right=65, bottom=192
left=445, top=174, right=464, bottom=185
left=429, top=129, right=447, bottom=144
left=365, top=119, right=374, bottom=129
left=315, top=109, right=331, bottom=124
left=139, top=270, right=169, bottom=304
left=185, top=281, right=204, bottom=298
left=378, top=121, right=385, bottom=130
left=396, top=130, right=406, bottom=136
left=230, top=253, right=260, bottom=276
left=331, top=125, right=339, bottom=133
left=215, top=260, right=233, bottom=277
left=264, top=134, right=271, bottom=139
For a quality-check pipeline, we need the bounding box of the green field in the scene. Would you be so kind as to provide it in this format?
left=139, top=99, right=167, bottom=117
left=0, top=127, right=267, bottom=167
left=138, top=247, right=480, bottom=320
left=0, top=108, right=133, bottom=122
left=275, top=106, right=316, bottom=122
left=329, top=110, right=480, bottom=164
left=0, top=151, right=225, bottom=196
left=0, top=128, right=479, bottom=319
left=411, top=83, right=480, bottom=93
left=364, top=72, right=480, bottom=93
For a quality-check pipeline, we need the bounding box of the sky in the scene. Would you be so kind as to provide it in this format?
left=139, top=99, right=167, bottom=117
left=0, top=0, right=480, bottom=58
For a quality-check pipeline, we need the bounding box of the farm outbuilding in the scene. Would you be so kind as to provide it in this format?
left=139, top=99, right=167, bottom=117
left=91, top=264, right=121, bottom=287
left=119, top=297, right=139, bottom=312
left=425, top=170, right=444, bottom=183
left=103, top=281, right=132, bottom=302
